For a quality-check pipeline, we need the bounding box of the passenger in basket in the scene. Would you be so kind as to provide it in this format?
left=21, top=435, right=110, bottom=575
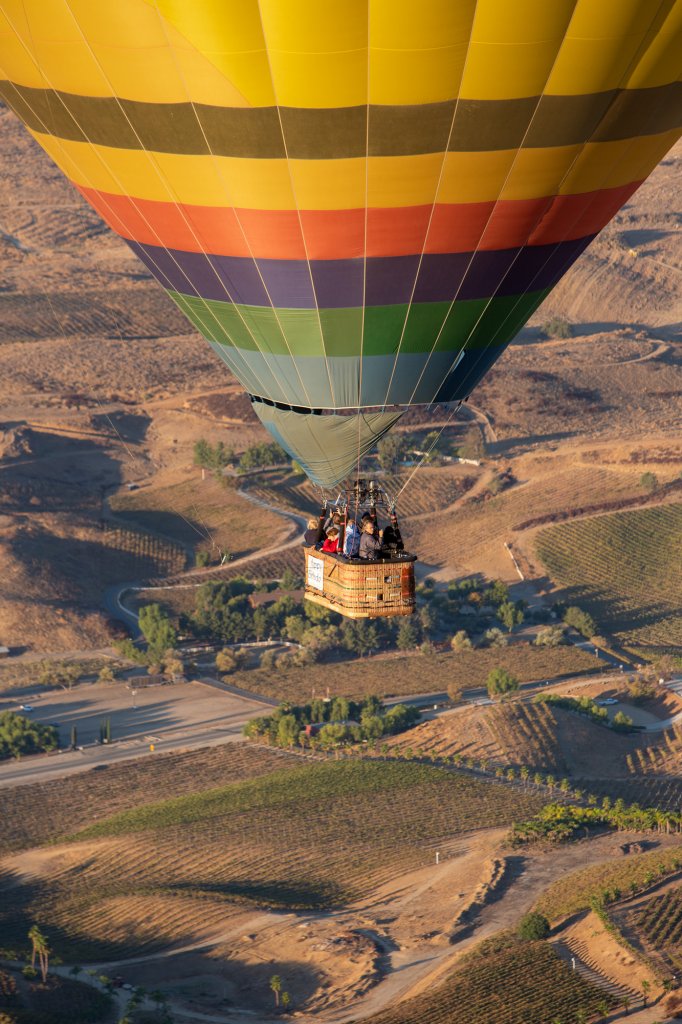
left=343, top=518, right=361, bottom=558
left=322, top=526, right=340, bottom=554
left=303, top=516, right=325, bottom=547
left=359, top=519, right=381, bottom=560
left=381, top=522, right=404, bottom=555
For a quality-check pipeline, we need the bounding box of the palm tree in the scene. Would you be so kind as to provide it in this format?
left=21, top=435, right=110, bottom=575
left=641, top=979, right=650, bottom=1005
left=270, top=975, right=282, bottom=1008
left=281, top=991, right=291, bottom=1011
left=27, top=924, right=49, bottom=982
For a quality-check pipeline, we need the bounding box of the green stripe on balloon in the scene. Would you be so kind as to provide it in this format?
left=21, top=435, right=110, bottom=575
left=169, top=288, right=550, bottom=358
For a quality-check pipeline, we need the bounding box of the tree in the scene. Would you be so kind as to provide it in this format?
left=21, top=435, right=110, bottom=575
left=518, top=912, right=550, bottom=940
left=281, top=567, right=302, bottom=590
left=640, top=471, right=658, bottom=493
left=270, top=975, right=282, bottom=1008
left=281, top=991, right=291, bottom=1011
left=38, top=660, right=82, bottom=690
left=377, top=434, right=405, bottom=472
left=28, top=924, right=50, bottom=982
left=419, top=604, right=436, bottom=635
left=486, top=667, right=519, bottom=699
left=458, top=425, right=485, bottom=460
left=450, top=629, right=473, bottom=652
left=276, top=714, right=300, bottom=748
left=0, top=713, right=58, bottom=761
left=216, top=648, right=238, bottom=675
left=162, top=653, right=184, bottom=682
left=97, top=665, right=116, bottom=683
left=396, top=620, right=419, bottom=651
left=330, top=697, right=350, bottom=722
left=497, top=600, right=525, bottom=632
left=641, top=979, right=650, bottom=1006
left=139, top=604, right=177, bottom=661
left=563, top=606, right=596, bottom=639
left=613, top=710, right=634, bottom=731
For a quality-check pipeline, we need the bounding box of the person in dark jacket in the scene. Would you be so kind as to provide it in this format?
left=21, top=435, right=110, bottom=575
left=381, top=522, right=404, bottom=555
left=303, top=507, right=326, bottom=547
left=359, top=519, right=381, bottom=560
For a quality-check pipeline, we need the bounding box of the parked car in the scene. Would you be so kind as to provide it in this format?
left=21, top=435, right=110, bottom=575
left=597, top=698, right=619, bottom=706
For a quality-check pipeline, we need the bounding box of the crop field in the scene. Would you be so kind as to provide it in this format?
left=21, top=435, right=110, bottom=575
left=536, top=504, right=682, bottom=653
left=359, top=934, right=615, bottom=1024
left=413, top=458, right=655, bottom=575
left=629, top=884, right=682, bottom=970
left=238, top=643, right=603, bottom=704
left=0, top=761, right=544, bottom=961
left=0, top=743, right=297, bottom=855
left=102, top=523, right=186, bottom=577
left=110, top=474, right=289, bottom=562
left=535, top=846, right=682, bottom=923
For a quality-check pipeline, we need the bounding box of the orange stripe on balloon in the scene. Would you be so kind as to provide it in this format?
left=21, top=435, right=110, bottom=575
left=76, top=181, right=641, bottom=261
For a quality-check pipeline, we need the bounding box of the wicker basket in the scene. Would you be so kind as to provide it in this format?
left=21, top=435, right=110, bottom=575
left=303, top=548, right=416, bottom=618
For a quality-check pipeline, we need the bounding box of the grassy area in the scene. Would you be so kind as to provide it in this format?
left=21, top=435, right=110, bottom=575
left=356, top=933, right=615, bottom=1024
left=535, top=846, right=682, bottom=923
left=536, top=504, right=682, bottom=654
left=0, top=760, right=544, bottom=961
left=0, top=656, right=127, bottom=695
left=0, top=743, right=297, bottom=855
left=237, top=644, right=603, bottom=703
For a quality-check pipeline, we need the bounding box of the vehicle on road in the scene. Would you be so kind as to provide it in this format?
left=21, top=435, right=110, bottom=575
left=19, top=704, right=33, bottom=712
left=597, top=698, right=619, bottom=706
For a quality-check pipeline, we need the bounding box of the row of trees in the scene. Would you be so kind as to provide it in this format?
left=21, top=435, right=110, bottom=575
left=534, top=693, right=634, bottom=731
left=244, top=695, right=420, bottom=749
left=512, top=798, right=682, bottom=845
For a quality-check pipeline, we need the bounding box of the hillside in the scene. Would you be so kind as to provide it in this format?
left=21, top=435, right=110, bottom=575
left=536, top=503, right=682, bottom=655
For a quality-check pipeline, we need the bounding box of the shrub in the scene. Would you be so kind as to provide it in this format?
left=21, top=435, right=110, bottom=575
left=534, top=625, right=565, bottom=647
left=450, top=630, right=473, bottom=652
left=640, top=471, right=659, bottom=493
left=542, top=316, right=572, bottom=339
left=518, top=912, right=550, bottom=940
left=483, top=627, right=508, bottom=649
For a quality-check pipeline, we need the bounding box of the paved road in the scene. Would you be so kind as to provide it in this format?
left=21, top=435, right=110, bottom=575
left=0, top=679, right=272, bottom=788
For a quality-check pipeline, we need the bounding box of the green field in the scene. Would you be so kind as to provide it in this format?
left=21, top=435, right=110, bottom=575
left=0, top=760, right=544, bottom=962
left=536, top=503, right=682, bottom=654
left=357, top=933, right=615, bottom=1024
left=0, top=743, right=297, bottom=856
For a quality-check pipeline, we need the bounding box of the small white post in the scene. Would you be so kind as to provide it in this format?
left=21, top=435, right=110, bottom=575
left=435, top=851, right=440, bottom=865
left=571, top=957, right=576, bottom=971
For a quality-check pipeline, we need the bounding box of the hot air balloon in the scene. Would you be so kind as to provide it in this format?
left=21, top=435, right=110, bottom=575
left=1, top=1, right=681, bottom=616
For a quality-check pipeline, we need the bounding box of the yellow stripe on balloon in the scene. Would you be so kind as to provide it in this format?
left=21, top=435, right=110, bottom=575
left=4, top=0, right=680, bottom=108
left=32, top=129, right=680, bottom=210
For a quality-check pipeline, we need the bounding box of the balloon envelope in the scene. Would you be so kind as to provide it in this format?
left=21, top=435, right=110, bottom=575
left=1, top=1, right=681, bottom=485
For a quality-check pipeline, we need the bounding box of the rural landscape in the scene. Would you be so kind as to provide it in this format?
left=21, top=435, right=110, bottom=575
left=1, top=15, right=682, bottom=1024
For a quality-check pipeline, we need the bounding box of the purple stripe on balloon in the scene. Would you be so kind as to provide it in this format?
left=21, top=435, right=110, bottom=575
left=127, top=237, right=595, bottom=308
